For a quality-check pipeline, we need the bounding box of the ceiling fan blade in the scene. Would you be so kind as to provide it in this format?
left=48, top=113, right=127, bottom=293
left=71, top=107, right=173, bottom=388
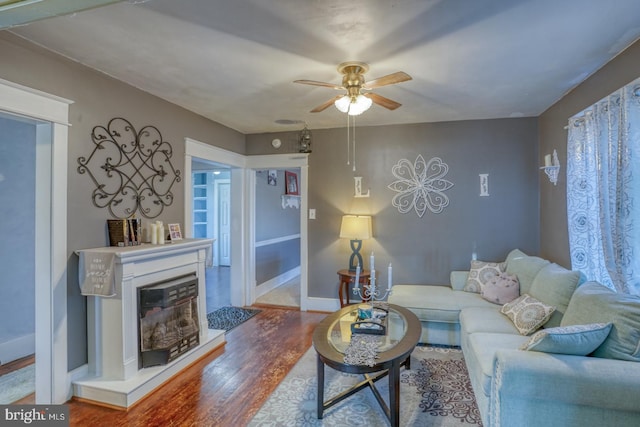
left=310, top=95, right=343, bottom=113
left=365, top=92, right=402, bottom=110
left=294, top=79, right=343, bottom=90
left=363, top=71, right=412, bottom=89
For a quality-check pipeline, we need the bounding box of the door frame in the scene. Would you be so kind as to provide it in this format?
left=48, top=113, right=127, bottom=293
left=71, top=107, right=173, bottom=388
left=183, top=138, right=309, bottom=310
left=214, top=178, right=231, bottom=266
left=0, top=78, right=72, bottom=404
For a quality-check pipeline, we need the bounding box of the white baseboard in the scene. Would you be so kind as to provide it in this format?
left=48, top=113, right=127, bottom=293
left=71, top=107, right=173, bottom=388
left=255, top=266, right=300, bottom=298
left=303, top=297, right=341, bottom=313
left=0, top=333, right=35, bottom=365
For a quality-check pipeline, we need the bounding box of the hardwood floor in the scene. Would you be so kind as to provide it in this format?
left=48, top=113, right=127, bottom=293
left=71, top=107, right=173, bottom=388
left=67, top=307, right=328, bottom=426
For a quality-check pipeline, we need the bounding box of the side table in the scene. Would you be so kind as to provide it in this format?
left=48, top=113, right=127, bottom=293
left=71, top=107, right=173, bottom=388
left=337, top=269, right=370, bottom=307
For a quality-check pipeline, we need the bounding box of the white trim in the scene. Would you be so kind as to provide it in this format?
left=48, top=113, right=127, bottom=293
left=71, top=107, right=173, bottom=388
left=255, top=233, right=301, bottom=248
left=0, top=79, right=72, bottom=404
left=0, top=333, right=35, bottom=364
left=255, top=267, right=300, bottom=298
left=305, top=297, right=341, bottom=313
left=0, top=78, right=72, bottom=125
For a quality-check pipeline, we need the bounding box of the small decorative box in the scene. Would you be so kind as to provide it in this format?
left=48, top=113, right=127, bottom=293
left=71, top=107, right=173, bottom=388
left=351, top=307, right=388, bottom=335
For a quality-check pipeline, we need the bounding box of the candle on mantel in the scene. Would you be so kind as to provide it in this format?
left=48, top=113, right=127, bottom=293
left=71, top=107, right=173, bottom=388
left=388, top=263, right=393, bottom=290
left=370, top=251, right=375, bottom=271
left=354, top=263, right=360, bottom=291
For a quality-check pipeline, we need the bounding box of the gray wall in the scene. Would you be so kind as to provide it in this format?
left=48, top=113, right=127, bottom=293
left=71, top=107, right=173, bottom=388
left=0, top=115, right=36, bottom=360
left=249, top=118, right=540, bottom=298
left=0, top=32, right=245, bottom=369
left=539, top=39, right=640, bottom=267
left=255, top=169, right=301, bottom=283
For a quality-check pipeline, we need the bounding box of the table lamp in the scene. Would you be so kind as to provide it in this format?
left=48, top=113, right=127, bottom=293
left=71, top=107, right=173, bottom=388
left=339, top=215, right=372, bottom=271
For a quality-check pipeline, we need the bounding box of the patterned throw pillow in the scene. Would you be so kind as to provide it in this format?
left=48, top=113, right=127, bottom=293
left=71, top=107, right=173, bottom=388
left=464, top=260, right=505, bottom=293
left=519, top=323, right=613, bottom=355
left=481, top=272, right=520, bottom=305
left=501, top=294, right=556, bottom=335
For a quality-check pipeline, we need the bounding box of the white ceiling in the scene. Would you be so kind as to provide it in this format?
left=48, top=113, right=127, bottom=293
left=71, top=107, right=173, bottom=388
left=7, top=0, right=640, bottom=134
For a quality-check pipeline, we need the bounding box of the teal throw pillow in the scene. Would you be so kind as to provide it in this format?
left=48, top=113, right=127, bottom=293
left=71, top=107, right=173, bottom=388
left=520, top=323, right=613, bottom=355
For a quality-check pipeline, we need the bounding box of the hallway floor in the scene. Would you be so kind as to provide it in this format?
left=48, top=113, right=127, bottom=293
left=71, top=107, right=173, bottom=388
left=205, top=266, right=300, bottom=312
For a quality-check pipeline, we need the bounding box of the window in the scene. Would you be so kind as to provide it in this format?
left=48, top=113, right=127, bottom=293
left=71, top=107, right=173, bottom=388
left=566, top=77, right=640, bottom=295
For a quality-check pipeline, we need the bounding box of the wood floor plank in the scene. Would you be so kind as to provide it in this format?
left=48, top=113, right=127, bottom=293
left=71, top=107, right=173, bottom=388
left=67, top=307, right=327, bottom=426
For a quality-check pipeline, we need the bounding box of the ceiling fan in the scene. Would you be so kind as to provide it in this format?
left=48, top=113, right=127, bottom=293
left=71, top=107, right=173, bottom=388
left=294, top=61, right=412, bottom=115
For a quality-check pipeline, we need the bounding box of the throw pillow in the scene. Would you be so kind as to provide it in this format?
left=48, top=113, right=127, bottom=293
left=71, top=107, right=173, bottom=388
left=481, top=272, right=520, bottom=304
left=520, top=323, right=613, bottom=355
left=528, top=263, right=584, bottom=328
left=561, top=282, right=640, bottom=362
left=464, top=260, right=505, bottom=293
left=501, top=294, right=556, bottom=335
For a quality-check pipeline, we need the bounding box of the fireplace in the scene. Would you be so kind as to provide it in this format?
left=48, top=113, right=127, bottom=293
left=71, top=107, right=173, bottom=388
left=73, top=239, right=225, bottom=408
left=138, top=274, right=199, bottom=368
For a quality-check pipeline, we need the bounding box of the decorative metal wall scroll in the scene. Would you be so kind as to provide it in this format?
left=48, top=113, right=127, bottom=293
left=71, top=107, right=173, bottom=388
left=388, top=154, right=454, bottom=217
left=77, top=117, right=181, bottom=219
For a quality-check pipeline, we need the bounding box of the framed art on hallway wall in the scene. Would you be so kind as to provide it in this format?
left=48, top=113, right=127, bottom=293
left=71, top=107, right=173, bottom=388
left=285, top=171, right=298, bottom=195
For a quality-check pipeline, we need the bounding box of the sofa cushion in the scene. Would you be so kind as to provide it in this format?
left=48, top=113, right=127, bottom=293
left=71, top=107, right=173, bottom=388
left=460, top=307, right=519, bottom=335
left=505, top=254, right=549, bottom=295
left=501, top=294, right=556, bottom=335
left=389, top=285, right=495, bottom=323
left=561, top=282, right=640, bottom=362
left=504, top=248, right=528, bottom=266
left=529, top=263, right=584, bottom=328
left=466, top=332, right=530, bottom=396
left=481, top=272, right=520, bottom=305
left=464, top=260, right=505, bottom=293
left=520, top=323, right=613, bottom=355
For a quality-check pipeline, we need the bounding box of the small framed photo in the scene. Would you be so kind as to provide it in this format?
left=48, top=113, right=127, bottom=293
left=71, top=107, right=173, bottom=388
left=267, top=169, right=277, bottom=186
left=168, top=223, right=182, bottom=241
left=285, top=171, right=298, bottom=195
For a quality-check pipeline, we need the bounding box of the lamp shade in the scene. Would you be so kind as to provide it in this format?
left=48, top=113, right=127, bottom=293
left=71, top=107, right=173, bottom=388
left=339, top=215, right=372, bottom=240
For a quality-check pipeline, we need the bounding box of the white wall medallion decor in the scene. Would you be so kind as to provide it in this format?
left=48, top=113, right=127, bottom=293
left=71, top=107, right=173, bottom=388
left=388, top=154, right=454, bottom=217
left=77, top=117, right=181, bottom=219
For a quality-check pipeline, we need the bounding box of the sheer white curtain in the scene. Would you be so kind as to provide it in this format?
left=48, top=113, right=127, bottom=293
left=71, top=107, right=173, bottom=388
left=566, top=77, right=640, bottom=295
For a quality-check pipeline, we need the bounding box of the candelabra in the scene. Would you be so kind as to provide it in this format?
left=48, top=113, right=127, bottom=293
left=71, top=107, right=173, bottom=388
left=352, top=260, right=393, bottom=314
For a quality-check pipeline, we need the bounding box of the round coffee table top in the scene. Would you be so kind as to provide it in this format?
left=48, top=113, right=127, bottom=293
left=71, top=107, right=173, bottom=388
left=312, top=303, right=420, bottom=374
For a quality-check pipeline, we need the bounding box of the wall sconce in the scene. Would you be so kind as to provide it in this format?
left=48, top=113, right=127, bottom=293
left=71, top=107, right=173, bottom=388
left=540, top=149, right=560, bottom=185
left=298, top=124, right=312, bottom=153
left=339, top=215, right=372, bottom=271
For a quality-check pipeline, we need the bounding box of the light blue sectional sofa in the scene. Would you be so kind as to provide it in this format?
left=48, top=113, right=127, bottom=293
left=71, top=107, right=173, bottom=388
left=389, top=249, right=640, bottom=427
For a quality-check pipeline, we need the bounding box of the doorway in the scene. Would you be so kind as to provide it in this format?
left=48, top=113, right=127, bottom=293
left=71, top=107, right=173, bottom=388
left=0, top=77, right=71, bottom=404
left=183, top=138, right=309, bottom=311
left=192, top=161, right=232, bottom=312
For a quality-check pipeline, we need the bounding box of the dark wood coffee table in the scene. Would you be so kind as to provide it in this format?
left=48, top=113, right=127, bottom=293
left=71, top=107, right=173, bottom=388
left=312, top=303, right=420, bottom=427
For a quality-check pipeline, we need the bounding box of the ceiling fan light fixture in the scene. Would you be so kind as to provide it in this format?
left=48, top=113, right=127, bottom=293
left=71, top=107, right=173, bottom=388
left=334, top=95, right=351, bottom=113
left=347, top=94, right=372, bottom=116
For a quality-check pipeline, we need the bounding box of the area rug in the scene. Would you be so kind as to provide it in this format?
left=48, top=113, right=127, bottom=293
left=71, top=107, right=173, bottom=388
left=0, top=364, right=35, bottom=404
left=248, top=345, right=482, bottom=426
left=206, top=306, right=261, bottom=331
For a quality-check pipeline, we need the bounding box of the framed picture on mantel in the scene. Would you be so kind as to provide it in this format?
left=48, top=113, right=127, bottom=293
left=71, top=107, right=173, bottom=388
left=285, top=171, right=298, bottom=195
left=168, top=223, right=182, bottom=241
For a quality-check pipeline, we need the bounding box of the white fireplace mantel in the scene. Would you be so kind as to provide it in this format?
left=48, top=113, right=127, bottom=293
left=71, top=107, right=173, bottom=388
left=73, top=238, right=225, bottom=408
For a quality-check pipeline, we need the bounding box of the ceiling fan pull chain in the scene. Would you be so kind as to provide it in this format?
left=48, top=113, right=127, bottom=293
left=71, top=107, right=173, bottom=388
left=352, top=115, right=357, bottom=172
left=346, top=112, right=351, bottom=166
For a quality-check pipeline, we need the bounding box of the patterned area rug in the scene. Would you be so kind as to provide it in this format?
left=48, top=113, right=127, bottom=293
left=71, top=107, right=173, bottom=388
left=0, top=364, right=35, bottom=404
left=249, top=345, right=482, bottom=426
left=206, top=306, right=261, bottom=331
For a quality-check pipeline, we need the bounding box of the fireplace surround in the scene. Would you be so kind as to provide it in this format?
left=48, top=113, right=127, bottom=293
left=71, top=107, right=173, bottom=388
left=73, top=238, right=225, bottom=408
